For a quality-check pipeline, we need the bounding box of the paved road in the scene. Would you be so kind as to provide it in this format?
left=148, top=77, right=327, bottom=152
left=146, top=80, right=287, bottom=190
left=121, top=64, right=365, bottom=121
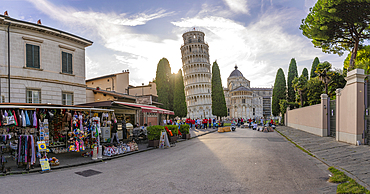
left=277, top=126, right=370, bottom=190
left=0, top=127, right=337, bottom=193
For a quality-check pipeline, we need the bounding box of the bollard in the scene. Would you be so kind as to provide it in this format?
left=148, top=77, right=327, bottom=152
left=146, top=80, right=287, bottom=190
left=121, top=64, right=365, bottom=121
left=92, top=146, right=98, bottom=160
left=98, top=145, right=103, bottom=159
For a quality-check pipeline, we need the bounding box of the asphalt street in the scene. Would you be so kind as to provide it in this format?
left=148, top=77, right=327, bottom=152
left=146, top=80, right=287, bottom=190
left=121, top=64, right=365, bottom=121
left=0, top=127, right=338, bottom=194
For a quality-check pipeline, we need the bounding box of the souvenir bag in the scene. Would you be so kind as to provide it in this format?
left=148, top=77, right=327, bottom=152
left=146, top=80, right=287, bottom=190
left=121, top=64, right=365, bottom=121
left=7, top=110, right=15, bottom=125
left=2, top=110, right=8, bottom=126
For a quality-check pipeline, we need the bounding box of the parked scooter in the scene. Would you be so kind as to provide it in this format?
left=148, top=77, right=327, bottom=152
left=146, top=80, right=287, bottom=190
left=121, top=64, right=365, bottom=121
left=231, top=123, right=236, bottom=131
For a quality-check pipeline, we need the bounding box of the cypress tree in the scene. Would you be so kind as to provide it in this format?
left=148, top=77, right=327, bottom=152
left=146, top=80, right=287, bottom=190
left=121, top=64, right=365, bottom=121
left=168, top=73, right=175, bottom=111
left=310, top=57, right=320, bottom=79
left=272, top=68, right=287, bottom=116
left=173, top=69, right=187, bottom=118
left=287, top=58, right=298, bottom=104
left=155, top=58, right=172, bottom=110
left=211, top=61, right=227, bottom=118
left=302, top=68, right=309, bottom=80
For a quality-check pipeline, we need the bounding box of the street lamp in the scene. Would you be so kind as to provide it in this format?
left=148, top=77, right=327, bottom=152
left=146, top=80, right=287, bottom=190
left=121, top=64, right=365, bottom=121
left=142, top=83, right=144, bottom=96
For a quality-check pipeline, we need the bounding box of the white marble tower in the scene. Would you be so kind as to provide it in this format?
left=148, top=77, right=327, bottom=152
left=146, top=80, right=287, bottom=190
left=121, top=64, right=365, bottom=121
left=180, top=29, right=212, bottom=119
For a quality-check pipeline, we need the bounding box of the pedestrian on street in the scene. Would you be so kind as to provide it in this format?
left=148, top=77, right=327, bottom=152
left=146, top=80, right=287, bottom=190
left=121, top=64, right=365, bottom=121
left=111, top=119, right=119, bottom=143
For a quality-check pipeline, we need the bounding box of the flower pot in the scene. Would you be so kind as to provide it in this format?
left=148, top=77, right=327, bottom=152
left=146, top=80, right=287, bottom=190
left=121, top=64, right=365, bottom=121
left=182, top=134, right=190, bottom=140
left=148, top=140, right=159, bottom=147
left=169, top=136, right=177, bottom=143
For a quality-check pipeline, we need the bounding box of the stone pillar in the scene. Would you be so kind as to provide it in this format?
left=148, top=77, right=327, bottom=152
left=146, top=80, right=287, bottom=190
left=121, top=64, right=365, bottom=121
left=336, top=69, right=366, bottom=145
left=320, top=94, right=328, bottom=137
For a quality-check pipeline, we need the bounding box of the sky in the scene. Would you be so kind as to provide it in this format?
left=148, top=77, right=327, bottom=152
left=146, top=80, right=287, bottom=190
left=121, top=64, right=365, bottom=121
left=1, top=0, right=348, bottom=88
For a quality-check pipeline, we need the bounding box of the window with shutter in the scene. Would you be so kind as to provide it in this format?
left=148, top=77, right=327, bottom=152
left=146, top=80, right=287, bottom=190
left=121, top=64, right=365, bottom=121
left=26, top=44, right=40, bottom=68
left=62, top=52, right=73, bottom=74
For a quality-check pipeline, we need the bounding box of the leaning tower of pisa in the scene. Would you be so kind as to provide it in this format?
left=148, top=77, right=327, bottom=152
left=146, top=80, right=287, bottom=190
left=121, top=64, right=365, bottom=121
left=180, top=29, right=212, bottom=119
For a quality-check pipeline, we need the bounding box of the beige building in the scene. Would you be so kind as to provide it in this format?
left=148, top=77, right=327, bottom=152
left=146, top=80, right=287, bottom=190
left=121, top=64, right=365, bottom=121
left=224, top=66, right=272, bottom=119
left=86, top=71, right=130, bottom=94
left=0, top=13, right=92, bottom=104
left=85, top=71, right=165, bottom=126
left=181, top=29, right=212, bottom=119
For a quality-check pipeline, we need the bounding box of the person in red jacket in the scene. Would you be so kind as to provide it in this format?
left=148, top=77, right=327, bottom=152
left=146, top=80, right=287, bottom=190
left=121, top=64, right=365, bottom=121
left=208, top=118, right=211, bottom=128
left=191, top=119, right=195, bottom=129
left=202, top=118, right=207, bottom=129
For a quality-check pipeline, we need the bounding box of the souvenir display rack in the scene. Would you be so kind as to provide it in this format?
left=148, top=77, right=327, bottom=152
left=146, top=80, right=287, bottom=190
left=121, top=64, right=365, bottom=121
left=0, top=104, right=113, bottom=172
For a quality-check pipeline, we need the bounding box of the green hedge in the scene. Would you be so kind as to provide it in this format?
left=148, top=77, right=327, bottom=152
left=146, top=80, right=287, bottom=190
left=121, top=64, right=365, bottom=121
left=165, top=125, right=178, bottom=136
left=147, top=125, right=164, bottom=140
left=179, top=124, right=189, bottom=134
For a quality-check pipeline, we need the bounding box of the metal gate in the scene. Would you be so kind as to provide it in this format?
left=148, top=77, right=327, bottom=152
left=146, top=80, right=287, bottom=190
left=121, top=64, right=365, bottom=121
left=329, top=100, right=336, bottom=137
left=365, top=80, right=370, bottom=145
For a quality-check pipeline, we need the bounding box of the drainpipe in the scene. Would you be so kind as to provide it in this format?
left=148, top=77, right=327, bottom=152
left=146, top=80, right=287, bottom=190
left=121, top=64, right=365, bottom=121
left=7, top=23, right=10, bottom=103
left=111, top=76, right=114, bottom=91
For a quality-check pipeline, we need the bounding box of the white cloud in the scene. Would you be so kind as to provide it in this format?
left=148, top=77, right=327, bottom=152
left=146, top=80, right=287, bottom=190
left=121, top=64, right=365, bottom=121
left=27, top=0, right=344, bottom=89
left=223, top=0, right=249, bottom=14
left=172, top=8, right=328, bottom=87
left=27, top=0, right=179, bottom=86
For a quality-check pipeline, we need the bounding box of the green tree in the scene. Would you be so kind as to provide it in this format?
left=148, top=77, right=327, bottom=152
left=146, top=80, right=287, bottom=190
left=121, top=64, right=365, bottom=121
left=155, top=58, right=172, bottom=110
left=272, top=68, right=287, bottom=116
left=306, top=77, right=324, bottom=105
left=211, top=61, right=227, bottom=118
left=302, top=68, right=309, bottom=80
left=292, top=75, right=308, bottom=107
left=169, top=73, right=175, bottom=111
left=343, top=45, right=370, bottom=76
left=300, top=0, right=370, bottom=70
left=328, top=69, right=347, bottom=99
left=315, top=61, right=332, bottom=95
left=173, top=69, right=187, bottom=118
left=310, top=57, right=320, bottom=79
left=287, top=58, right=298, bottom=105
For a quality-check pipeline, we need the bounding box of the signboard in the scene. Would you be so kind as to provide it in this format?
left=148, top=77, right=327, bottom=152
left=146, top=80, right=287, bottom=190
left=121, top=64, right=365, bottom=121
left=40, top=158, right=51, bottom=171
left=37, top=141, right=47, bottom=152
left=159, top=131, right=170, bottom=149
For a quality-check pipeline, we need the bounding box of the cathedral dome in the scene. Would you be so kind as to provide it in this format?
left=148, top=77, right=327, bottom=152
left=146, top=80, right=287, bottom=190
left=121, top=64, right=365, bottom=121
left=229, top=65, right=243, bottom=77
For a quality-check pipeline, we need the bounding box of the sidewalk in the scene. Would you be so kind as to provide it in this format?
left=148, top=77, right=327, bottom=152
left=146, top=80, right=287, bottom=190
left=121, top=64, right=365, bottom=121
left=0, top=128, right=217, bottom=176
left=276, top=125, right=370, bottom=190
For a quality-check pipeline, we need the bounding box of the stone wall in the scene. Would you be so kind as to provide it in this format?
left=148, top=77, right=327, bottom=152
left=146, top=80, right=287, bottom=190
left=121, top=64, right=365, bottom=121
left=286, top=94, right=328, bottom=137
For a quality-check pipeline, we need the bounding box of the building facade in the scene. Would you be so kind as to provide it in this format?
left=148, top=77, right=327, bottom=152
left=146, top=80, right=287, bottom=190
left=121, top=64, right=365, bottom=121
left=224, top=66, right=272, bottom=119
left=86, top=71, right=166, bottom=126
left=0, top=14, right=92, bottom=105
left=181, top=29, right=212, bottom=119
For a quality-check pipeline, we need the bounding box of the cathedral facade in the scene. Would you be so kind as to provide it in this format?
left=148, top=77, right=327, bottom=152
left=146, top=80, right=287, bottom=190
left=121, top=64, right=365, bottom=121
left=223, top=66, right=272, bottom=119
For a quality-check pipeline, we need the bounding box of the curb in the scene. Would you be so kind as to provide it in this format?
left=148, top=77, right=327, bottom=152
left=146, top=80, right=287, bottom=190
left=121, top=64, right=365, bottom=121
left=0, top=129, right=217, bottom=176
left=275, top=127, right=370, bottom=191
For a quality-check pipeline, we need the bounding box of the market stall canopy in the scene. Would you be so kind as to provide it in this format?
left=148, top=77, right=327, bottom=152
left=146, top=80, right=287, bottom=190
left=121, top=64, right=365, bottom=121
left=0, top=103, right=113, bottom=112
left=113, top=101, right=174, bottom=115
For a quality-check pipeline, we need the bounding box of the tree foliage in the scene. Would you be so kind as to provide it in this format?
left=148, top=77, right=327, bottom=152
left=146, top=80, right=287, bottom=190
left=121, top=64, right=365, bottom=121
left=302, top=68, right=309, bottom=80
left=306, top=77, right=324, bottom=106
left=328, top=69, right=347, bottom=99
left=155, top=58, right=172, bottom=110
left=292, top=75, right=308, bottom=107
left=300, top=0, right=370, bottom=70
left=211, top=61, right=227, bottom=118
left=344, top=45, right=370, bottom=75
left=310, top=57, right=320, bottom=79
left=315, top=61, right=332, bottom=94
left=272, top=68, right=286, bottom=116
left=173, top=69, right=187, bottom=118
left=287, top=58, right=298, bottom=104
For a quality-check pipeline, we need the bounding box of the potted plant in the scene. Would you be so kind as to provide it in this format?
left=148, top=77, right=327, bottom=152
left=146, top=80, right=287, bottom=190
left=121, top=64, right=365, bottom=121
left=147, top=125, right=163, bottom=147
left=180, top=124, right=190, bottom=139
left=165, top=125, right=178, bottom=143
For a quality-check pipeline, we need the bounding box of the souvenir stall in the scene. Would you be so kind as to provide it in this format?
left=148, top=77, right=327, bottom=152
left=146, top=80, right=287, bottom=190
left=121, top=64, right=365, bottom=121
left=0, top=104, right=113, bottom=172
